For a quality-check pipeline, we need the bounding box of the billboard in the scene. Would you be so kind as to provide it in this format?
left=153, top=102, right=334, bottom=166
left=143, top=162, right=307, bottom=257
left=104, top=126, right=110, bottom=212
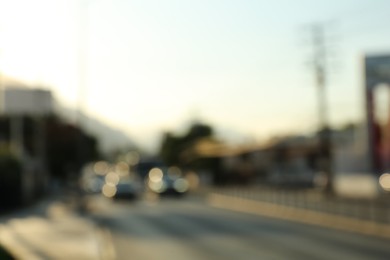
left=2, top=88, right=53, bottom=116
left=365, top=54, right=390, bottom=88
left=364, top=54, right=390, bottom=174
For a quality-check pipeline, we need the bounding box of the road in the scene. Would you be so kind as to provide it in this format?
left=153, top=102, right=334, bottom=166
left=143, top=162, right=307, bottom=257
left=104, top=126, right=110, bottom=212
left=86, top=194, right=390, bottom=260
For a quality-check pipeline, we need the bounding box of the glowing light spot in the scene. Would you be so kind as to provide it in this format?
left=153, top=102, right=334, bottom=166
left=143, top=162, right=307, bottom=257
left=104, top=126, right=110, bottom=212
left=102, top=184, right=117, bottom=198
left=105, top=172, right=120, bottom=186
left=174, top=179, right=189, bottom=193
left=186, top=171, right=200, bottom=190
left=149, top=168, right=163, bottom=182
left=126, top=151, right=140, bottom=166
left=116, top=161, right=129, bottom=177
left=379, top=173, right=390, bottom=191
left=93, top=161, right=109, bottom=175
left=148, top=180, right=166, bottom=193
left=168, top=166, right=181, bottom=178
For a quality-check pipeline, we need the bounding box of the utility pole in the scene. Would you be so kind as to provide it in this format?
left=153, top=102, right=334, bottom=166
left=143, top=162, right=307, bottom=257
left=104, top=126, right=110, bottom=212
left=78, top=0, right=89, bottom=127
left=307, top=23, right=333, bottom=194
left=75, top=0, right=91, bottom=181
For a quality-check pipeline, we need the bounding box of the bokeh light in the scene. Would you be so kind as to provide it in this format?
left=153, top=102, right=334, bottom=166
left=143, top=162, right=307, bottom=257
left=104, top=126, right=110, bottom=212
left=126, top=151, right=140, bottom=166
left=115, top=161, right=129, bottom=177
left=168, top=166, right=181, bottom=178
left=102, top=183, right=117, bottom=198
left=93, top=161, right=109, bottom=175
left=105, top=172, right=120, bottom=186
left=173, top=179, right=189, bottom=193
left=148, top=180, right=166, bottom=193
left=149, top=168, right=163, bottom=182
left=186, top=171, right=200, bottom=191
left=379, top=173, right=390, bottom=191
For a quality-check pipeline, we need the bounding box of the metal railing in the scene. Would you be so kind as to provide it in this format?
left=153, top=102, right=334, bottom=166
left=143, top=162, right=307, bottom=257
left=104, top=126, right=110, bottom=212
left=206, top=185, right=390, bottom=224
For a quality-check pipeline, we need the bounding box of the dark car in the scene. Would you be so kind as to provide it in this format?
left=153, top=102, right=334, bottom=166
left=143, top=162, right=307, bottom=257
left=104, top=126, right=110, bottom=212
left=134, top=159, right=165, bottom=181
left=111, top=179, right=143, bottom=200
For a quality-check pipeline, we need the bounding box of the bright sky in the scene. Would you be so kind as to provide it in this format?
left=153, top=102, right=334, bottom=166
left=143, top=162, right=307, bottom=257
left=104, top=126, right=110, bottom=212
left=0, top=0, right=389, bottom=152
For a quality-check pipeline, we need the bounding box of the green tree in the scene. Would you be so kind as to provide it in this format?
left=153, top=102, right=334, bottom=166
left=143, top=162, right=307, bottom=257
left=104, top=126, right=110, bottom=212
left=159, top=123, right=214, bottom=166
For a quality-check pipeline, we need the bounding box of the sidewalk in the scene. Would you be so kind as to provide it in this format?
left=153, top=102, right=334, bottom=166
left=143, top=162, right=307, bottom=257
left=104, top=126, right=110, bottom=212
left=0, top=194, right=115, bottom=260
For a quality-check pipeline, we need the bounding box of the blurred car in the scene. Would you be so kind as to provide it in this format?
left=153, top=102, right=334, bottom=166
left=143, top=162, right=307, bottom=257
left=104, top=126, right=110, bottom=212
left=80, top=172, right=106, bottom=194
left=80, top=161, right=112, bottom=194
left=146, top=166, right=189, bottom=197
left=111, top=179, right=142, bottom=200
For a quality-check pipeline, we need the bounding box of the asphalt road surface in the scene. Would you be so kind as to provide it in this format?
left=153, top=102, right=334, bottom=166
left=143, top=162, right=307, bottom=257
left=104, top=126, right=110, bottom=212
left=87, top=195, right=390, bottom=260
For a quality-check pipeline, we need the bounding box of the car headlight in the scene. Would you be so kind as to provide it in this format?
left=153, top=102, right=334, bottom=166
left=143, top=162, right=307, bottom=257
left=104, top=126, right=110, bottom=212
left=148, top=180, right=167, bottom=193
left=173, top=179, right=189, bottom=193
left=102, top=183, right=117, bottom=198
left=379, top=173, right=390, bottom=191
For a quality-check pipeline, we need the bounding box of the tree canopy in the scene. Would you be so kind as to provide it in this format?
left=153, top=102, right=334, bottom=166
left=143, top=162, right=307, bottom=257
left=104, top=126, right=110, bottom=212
left=159, top=123, right=214, bottom=166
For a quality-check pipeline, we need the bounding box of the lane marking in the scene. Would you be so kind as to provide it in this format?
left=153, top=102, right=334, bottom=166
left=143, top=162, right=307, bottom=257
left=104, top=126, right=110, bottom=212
left=208, top=193, right=390, bottom=239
